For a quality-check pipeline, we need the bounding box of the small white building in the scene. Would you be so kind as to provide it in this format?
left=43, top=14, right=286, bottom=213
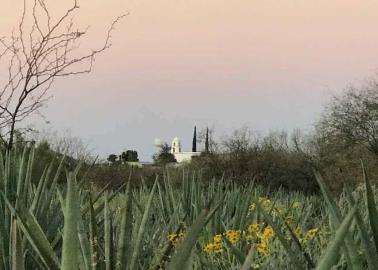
left=171, top=137, right=200, bottom=163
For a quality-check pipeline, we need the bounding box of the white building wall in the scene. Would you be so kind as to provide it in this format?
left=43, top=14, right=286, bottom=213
left=173, top=152, right=201, bottom=163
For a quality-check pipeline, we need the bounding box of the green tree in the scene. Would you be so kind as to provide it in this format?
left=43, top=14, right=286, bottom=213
left=107, top=154, right=118, bottom=164
left=205, top=127, right=209, bottom=153
left=153, top=143, right=176, bottom=165
left=192, top=125, right=197, bottom=152
left=121, top=150, right=139, bottom=162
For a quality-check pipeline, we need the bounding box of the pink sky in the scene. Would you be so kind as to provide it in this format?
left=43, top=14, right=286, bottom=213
left=1, top=0, right=378, bottom=160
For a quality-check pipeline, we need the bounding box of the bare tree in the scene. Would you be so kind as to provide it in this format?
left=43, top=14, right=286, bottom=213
left=30, top=128, right=94, bottom=161
left=222, top=126, right=253, bottom=154
left=319, top=80, right=378, bottom=157
left=0, top=0, right=126, bottom=150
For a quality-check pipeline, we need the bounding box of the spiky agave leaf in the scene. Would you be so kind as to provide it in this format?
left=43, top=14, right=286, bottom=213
left=61, top=172, right=80, bottom=270
left=167, top=200, right=222, bottom=270
left=316, top=206, right=357, bottom=270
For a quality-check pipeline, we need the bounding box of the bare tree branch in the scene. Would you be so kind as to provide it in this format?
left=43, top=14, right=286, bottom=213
left=0, top=0, right=127, bottom=150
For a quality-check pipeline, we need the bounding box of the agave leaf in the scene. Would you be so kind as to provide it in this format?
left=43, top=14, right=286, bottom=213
left=129, top=179, right=158, bottom=270
left=77, top=208, right=91, bottom=270
left=88, top=195, right=98, bottom=270
left=344, top=177, right=378, bottom=269
left=78, top=157, right=98, bottom=188
left=11, top=219, right=24, bottom=270
left=104, top=193, right=112, bottom=270
left=115, top=180, right=133, bottom=270
left=82, top=183, right=126, bottom=217
left=313, top=170, right=342, bottom=223
left=314, top=169, right=361, bottom=269
left=15, top=147, right=28, bottom=208
left=278, top=211, right=315, bottom=268
left=61, top=172, right=80, bottom=270
left=223, top=234, right=246, bottom=264
left=29, top=167, right=47, bottom=214
left=361, top=162, right=378, bottom=257
left=167, top=200, right=222, bottom=270
left=2, top=193, right=60, bottom=270
left=93, top=182, right=111, bottom=205
left=197, top=247, right=219, bottom=270
left=22, top=146, right=34, bottom=206
left=36, top=156, right=65, bottom=220
left=148, top=221, right=185, bottom=270
left=32, top=154, right=56, bottom=215
left=81, top=182, right=111, bottom=214
left=256, top=201, right=303, bottom=270
left=316, top=206, right=357, bottom=270
left=240, top=246, right=255, bottom=270
left=0, top=197, right=7, bottom=270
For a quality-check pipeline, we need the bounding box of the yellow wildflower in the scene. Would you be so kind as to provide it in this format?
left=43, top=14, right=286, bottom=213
left=246, top=234, right=254, bottom=241
left=204, top=242, right=223, bottom=253
left=204, top=242, right=215, bottom=252
left=167, top=233, right=178, bottom=242
left=168, top=231, right=186, bottom=245
left=294, top=227, right=303, bottom=239
left=256, top=241, right=269, bottom=256
left=214, top=234, right=223, bottom=243
left=292, top=201, right=301, bottom=209
left=248, top=223, right=260, bottom=233
left=225, top=230, right=241, bottom=245
left=259, top=197, right=272, bottom=209
left=214, top=244, right=224, bottom=253
left=305, top=228, right=319, bottom=241
left=263, top=226, right=274, bottom=239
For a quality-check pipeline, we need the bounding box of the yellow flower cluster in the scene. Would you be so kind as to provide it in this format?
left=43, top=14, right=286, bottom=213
left=204, top=230, right=242, bottom=254
left=249, top=197, right=272, bottom=211
left=255, top=225, right=275, bottom=256
left=203, top=198, right=319, bottom=260
left=294, top=227, right=303, bottom=239
left=256, top=241, right=269, bottom=256
left=305, top=228, right=319, bottom=241
left=225, top=230, right=241, bottom=244
left=204, top=223, right=275, bottom=256
left=246, top=223, right=274, bottom=239
left=249, top=198, right=301, bottom=216
left=204, top=242, right=224, bottom=253
left=167, top=231, right=186, bottom=245
left=204, top=234, right=224, bottom=253
left=288, top=227, right=319, bottom=243
left=246, top=223, right=260, bottom=241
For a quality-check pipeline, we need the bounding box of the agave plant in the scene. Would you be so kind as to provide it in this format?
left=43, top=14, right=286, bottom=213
left=0, top=146, right=222, bottom=269
left=3, top=145, right=378, bottom=269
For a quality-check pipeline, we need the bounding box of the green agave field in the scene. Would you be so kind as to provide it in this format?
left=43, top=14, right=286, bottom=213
left=1, top=147, right=378, bottom=269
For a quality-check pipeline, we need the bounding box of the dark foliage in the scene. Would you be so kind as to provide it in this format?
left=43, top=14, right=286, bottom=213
left=153, top=143, right=176, bottom=165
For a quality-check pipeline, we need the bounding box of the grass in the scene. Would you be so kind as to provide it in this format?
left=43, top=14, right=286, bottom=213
left=0, top=146, right=378, bottom=269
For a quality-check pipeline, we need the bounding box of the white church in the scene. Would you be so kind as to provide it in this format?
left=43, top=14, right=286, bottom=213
left=155, top=126, right=207, bottom=163
left=170, top=137, right=201, bottom=163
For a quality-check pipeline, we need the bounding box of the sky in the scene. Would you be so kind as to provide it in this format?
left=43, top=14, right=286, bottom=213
left=1, top=0, right=378, bottom=161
